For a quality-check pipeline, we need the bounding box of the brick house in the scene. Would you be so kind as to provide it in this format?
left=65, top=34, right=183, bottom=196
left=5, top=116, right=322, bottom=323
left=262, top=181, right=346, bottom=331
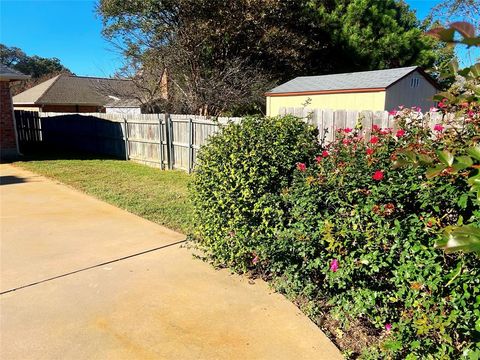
left=0, top=64, right=29, bottom=159
left=13, top=74, right=139, bottom=113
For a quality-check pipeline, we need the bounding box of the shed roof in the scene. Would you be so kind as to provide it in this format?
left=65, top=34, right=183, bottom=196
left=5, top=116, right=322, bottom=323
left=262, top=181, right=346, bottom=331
left=13, top=74, right=136, bottom=106
left=266, top=66, right=437, bottom=96
left=0, top=64, right=30, bottom=81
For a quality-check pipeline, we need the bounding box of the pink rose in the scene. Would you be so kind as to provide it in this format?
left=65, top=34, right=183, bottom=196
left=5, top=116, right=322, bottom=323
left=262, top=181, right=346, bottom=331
left=433, top=124, right=444, bottom=132
left=330, top=259, right=339, bottom=272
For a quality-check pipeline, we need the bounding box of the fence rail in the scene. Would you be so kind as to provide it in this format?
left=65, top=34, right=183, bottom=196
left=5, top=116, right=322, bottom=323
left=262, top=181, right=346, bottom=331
left=15, top=108, right=445, bottom=173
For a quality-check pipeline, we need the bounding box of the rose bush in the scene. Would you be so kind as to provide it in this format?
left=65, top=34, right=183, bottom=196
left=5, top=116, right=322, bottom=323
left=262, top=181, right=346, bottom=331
left=266, top=107, right=479, bottom=358
left=190, top=108, right=479, bottom=358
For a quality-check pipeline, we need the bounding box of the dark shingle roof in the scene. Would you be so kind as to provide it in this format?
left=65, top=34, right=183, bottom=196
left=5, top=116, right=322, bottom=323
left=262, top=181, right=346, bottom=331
left=0, top=64, right=30, bottom=81
left=267, top=66, right=429, bottom=94
left=13, top=74, right=136, bottom=106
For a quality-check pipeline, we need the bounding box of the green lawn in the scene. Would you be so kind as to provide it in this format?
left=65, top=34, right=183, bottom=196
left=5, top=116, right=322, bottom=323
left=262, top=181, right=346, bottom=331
left=15, top=156, right=192, bottom=234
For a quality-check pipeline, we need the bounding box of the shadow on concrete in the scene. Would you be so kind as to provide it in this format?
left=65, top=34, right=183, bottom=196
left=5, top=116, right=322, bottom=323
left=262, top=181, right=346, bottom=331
left=0, top=175, right=27, bottom=186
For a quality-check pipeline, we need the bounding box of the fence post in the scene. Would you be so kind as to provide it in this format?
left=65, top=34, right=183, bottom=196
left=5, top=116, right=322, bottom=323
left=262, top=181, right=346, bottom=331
left=165, top=113, right=173, bottom=170
left=123, top=117, right=129, bottom=160
left=158, top=114, right=164, bottom=170
left=188, top=117, right=193, bottom=174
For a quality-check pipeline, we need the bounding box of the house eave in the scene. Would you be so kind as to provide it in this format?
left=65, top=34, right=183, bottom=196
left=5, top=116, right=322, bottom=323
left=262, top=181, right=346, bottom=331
left=265, top=88, right=386, bottom=97
left=0, top=75, right=30, bottom=81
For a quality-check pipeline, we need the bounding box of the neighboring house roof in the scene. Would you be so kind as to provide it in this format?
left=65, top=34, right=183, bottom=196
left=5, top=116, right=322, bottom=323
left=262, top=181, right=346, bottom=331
left=13, top=74, right=137, bottom=106
left=266, top=66, right=439, bottom=96
left=0, top=64, right=30, bottom=81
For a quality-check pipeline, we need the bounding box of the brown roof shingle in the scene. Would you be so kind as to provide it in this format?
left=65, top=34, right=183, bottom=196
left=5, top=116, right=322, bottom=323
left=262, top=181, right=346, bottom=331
left=13, top=75, right=136, bottom=106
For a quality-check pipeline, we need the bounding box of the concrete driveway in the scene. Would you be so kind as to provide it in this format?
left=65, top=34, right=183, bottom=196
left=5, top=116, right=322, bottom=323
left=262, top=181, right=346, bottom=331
left=0, top=163, right=342, bottom=359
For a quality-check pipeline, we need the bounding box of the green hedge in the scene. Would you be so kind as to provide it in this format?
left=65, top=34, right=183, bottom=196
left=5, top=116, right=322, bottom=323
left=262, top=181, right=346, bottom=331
left=191, top=115, right=319, bottom=271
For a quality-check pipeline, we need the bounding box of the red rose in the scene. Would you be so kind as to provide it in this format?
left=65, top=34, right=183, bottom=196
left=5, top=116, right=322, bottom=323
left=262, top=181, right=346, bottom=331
left=366, top=148, right=374, bottom=155
left=322, top=150, right=329, bottom=157
left=297, top=163, right=307, bottom=172
left=370, top=136, right=379, bottom=144
left=315, top=155, right=322, bottom=164
left=344, top=127, right=353, bottom=133
left=396, top=129, right=405, bottom=138
left=372, top=125, right=380, bottom=132
left=372, top=170, right=384, bottom=181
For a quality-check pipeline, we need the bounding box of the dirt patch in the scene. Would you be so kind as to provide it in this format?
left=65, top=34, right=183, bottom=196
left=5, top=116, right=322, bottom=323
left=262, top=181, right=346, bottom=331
left=318, top=315, right=382, bottom=358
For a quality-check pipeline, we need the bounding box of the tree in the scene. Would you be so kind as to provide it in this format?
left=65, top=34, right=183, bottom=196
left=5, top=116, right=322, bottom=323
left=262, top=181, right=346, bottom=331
left=309, top=0, right=454, bottom=72
left=1, top=44, right=72, bottom=95
left=98, top=0, right=453, bottom=115
left=1, top=44, right=71, bottom=78
left=430, top=0, right=480, bottom=30
left=0, top=44, right=25, bottom=67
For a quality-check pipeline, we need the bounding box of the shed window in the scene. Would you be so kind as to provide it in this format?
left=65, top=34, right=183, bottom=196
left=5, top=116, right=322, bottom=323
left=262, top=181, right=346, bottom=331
left=410, top=77, right=420, bottom=88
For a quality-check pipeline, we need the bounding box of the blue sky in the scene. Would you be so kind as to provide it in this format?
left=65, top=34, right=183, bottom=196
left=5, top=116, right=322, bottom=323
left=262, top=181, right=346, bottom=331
left=0, top=0, right=476, bottom=77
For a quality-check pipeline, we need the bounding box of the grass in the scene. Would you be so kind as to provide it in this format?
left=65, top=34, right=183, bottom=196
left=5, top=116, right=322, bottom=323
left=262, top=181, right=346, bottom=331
left=14, top=155, right=192, bottom=234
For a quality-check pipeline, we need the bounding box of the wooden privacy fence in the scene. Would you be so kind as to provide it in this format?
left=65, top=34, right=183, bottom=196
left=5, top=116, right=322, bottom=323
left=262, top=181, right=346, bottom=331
left=279, top=107, right=444, bottom=143
left=15, top=108, right=445, bottom=172
left=14, top=110, right=241, bottom=173
left=15, top=110, right=42, bottom=151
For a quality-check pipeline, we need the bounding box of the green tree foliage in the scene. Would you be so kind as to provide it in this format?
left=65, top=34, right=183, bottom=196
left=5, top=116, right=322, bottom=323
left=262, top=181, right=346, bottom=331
left=98, top=0, right=453, bottom=114
left=309, top=0, right=453, bottom=72
left=0, top=44, right=72, bottom=95
left=0, top=44, right=70, bottom=78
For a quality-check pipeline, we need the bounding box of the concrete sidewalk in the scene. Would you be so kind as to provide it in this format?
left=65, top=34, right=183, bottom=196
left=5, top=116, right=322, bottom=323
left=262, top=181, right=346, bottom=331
left=0, top=163, right=342, bottom=359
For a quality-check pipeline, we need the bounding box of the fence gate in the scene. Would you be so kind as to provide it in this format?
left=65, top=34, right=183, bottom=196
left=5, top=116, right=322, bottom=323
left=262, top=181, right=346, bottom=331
left=15, top=110, right=42, bottom=152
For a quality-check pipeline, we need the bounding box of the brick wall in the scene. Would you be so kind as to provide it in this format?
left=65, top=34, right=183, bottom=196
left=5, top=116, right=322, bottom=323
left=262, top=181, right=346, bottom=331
left=0, top=80, right=18, bottom=156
